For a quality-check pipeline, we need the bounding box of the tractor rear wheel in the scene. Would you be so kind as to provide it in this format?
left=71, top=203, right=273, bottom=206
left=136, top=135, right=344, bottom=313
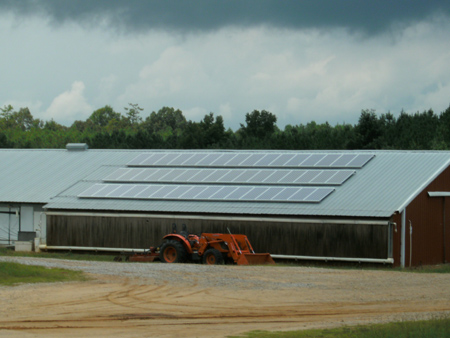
left=202, top=248, right=224, bottom=265
left=160, top=240, right=188, bottom=263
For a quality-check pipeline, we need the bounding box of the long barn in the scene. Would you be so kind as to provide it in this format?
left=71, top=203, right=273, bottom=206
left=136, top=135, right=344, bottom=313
left=1, top=145, right=449, bottom=267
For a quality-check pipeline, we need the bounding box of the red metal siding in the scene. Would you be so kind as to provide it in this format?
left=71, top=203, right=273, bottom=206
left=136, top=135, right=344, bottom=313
left=405, top=165, right=450, bottom=266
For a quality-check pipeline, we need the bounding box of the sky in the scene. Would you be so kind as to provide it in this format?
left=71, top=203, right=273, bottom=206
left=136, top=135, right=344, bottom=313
left=1, top=0, right=450, bottom=131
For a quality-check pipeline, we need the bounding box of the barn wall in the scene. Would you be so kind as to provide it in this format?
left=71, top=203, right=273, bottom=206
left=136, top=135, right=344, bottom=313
left=47, top=214, right=389, bottom=259
left=391, top=213, right=402, bottom=267
left=404, top=165, right=450, bottom=266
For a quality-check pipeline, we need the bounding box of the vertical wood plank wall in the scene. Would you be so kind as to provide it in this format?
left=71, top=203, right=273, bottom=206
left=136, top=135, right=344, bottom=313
left=47, top=215, right=389, bottom=259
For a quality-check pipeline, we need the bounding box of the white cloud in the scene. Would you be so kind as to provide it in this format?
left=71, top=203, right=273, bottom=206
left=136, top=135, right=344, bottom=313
left=1, top=13, right=450, bottom=131
left=44, top=81, right=93, bottom=123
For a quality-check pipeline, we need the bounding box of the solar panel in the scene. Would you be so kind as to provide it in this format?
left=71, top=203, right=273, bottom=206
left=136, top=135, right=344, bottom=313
left=311, top=171, right=338, bottom=184
left=148, top=185, right=175, bottom=198
left=197, top=153, right=221, bottom=166
left=103, top=167, right=356, bottom=186
left=165, top=185, right=192, bottom=198
left=158, top=169, right=185, bottom=181
left=116, top=168, right=140, bottom=181
left=167, top=153, right=191, bottom=165
left=135, top=186, right=154, bottom=198
left=284, top=154, right=310, bottom=166
left=162, top=153, right=184, bottom=165
left=301, top=154, right=325, bottom=166
left=104, top=168, right=129, bottom=181
left=128, top=152, right=374, bottom=168
left=179, top=186, right=205, bottom=199
left=303, top=188, right=334, bottom=202
left=327, top=170, right=355, bottom=184
left=193, top=186, right=221, bottom=199
left=134, top=168, right=161, bottom=181
left=331, top=154, right=356, bottom=167
left=175, top=169, right=199, bottom=181
left=122, top=185, right=145, bottom=198
left=98, top=184, right=122, bottom=197
left=256, top=187, right=284, bottom=200
left=226, top=153, right=251, bottom=166
left=262, top=170, right=290, bottom=184
left=212, top=153, right=237, bottom=166
left=287, top=187, right=316, bottom=201
left=78, top=184, right=107, bottom=197
left=142, top=153, right=166, bottom=166
left=255, top=154, right=280, bottom=166
left=182, top=153, right=208, bottom=166
left=347, top=154, right=374, bottom=167
left=187, top=170, right=209, bottom=182
left=232, top=170, right=259, bottom=183
left=210, top=186, right=238, bottom=199
left=130, top=168, right=155, bottom=181
left=196, top=169, right=219, bottom=182
left=249, top=170, right=273, bottom=183
left=278, top=171, right=306, bottom=184
left=240, top=154, right=265, bottom=166
left=127, top=153, right=148, bottom=166
left=217, top=169, right=246, bottom=182
left=270, top=154, right=295, bottom=166
left=294, top=171, right=320, bottom=184
left=240, top=187, right=267, bottom=200
left=316, top=154, right=341, bottom=166
left=79, top=183, right=334, bottom=203
left=271, top=187, right=299, bottom=200
left=107, top=185, right=133, bottom=197
left=224, top=186, right=253, bottom=200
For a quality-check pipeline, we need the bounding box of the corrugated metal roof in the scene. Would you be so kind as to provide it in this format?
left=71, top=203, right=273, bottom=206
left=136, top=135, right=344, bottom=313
left=2, top=149, right=450, bottom=218
left=0, top=149, right=139, bottom=203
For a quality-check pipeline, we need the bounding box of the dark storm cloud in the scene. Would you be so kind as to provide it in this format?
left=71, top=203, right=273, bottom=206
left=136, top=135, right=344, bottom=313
left=1, top=0, right=449, bottom=34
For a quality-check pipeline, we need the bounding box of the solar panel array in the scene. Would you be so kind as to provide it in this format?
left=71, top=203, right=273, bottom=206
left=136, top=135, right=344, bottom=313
left=78, top=152, right=374, bottom=204
left=104, top=167, right=355, bottom=186
left=128, top=152, right=374, bottom=168
left=79, top=183, right=334, bottom=203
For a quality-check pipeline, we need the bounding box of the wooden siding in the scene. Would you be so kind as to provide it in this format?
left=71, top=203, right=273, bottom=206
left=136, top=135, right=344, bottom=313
left=404, top=165, right=450, bottom=266
left=47, top=215, right=389, bottom=259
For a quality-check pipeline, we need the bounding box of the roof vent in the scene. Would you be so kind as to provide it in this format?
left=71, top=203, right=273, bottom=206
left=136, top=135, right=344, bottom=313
left=66, top=143, right=89, bottom=151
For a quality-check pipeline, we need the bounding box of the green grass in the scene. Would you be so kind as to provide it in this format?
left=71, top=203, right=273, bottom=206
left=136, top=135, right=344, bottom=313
left=228, top=316, right=450, bottom=338
left=0, top=261, right=87, bottom=286
left=2, top=246, right=449, bottom=272
left=0, top=246, right=116, bottom=262
left=406, top=264, right=450, bottom=273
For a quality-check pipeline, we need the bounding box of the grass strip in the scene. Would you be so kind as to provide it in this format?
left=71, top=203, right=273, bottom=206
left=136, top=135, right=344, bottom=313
left=0, top=261, right=87, bottom=286
left=228, top=316, right=450, bottom=338
left=0, top=247, right=115, bottom=262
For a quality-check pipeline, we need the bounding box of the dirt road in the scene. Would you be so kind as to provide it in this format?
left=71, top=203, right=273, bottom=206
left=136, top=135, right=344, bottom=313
left=0, top=257, right=449, bottom=337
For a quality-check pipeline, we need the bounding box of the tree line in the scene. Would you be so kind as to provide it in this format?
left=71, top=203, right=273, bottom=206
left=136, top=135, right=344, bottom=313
left=1, top=103, right=450, bottom=150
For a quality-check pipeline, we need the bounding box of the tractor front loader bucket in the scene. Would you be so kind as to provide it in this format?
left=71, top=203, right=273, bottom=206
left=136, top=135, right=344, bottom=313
left=236, top=253, right=275, bottom=265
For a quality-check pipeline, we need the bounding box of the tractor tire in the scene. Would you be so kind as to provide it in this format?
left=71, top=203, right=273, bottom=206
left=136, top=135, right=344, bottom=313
left=159, top=240, right=188, bottom=263
left=202, top=248, right=224, bottom=265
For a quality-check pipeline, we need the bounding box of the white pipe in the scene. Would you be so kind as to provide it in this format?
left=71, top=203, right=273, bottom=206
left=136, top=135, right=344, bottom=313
left=39, top=245, right=146, bottom=253
left=39, top=245, right=394, bottom=264
left=401, top=210, right=406, bottom=268
left=44, top=211, right=389, bottom=226
left=271, top=254, right=394, bottom=264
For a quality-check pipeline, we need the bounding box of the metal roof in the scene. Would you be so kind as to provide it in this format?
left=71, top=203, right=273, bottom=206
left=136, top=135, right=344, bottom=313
left=1, top=149, right=450, bottom=218
left=0, top=149, right=139, bottom=203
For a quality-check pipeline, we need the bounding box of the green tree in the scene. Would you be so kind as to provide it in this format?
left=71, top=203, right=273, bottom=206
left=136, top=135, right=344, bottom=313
left=143, top=107, right=187, bottom=140
left=354, top=109, right=383, bottom=149
left=0, top=106, right=41, bottom=131
left=240, top=110, right=278, bottom=139
left=124, top=103, right=143, bottom=126
left=88, top=105, right=121, bottom=128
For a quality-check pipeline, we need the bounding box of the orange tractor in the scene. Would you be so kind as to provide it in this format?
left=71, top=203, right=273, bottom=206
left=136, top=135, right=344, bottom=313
left=129, top=224, right=275, bottom=265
